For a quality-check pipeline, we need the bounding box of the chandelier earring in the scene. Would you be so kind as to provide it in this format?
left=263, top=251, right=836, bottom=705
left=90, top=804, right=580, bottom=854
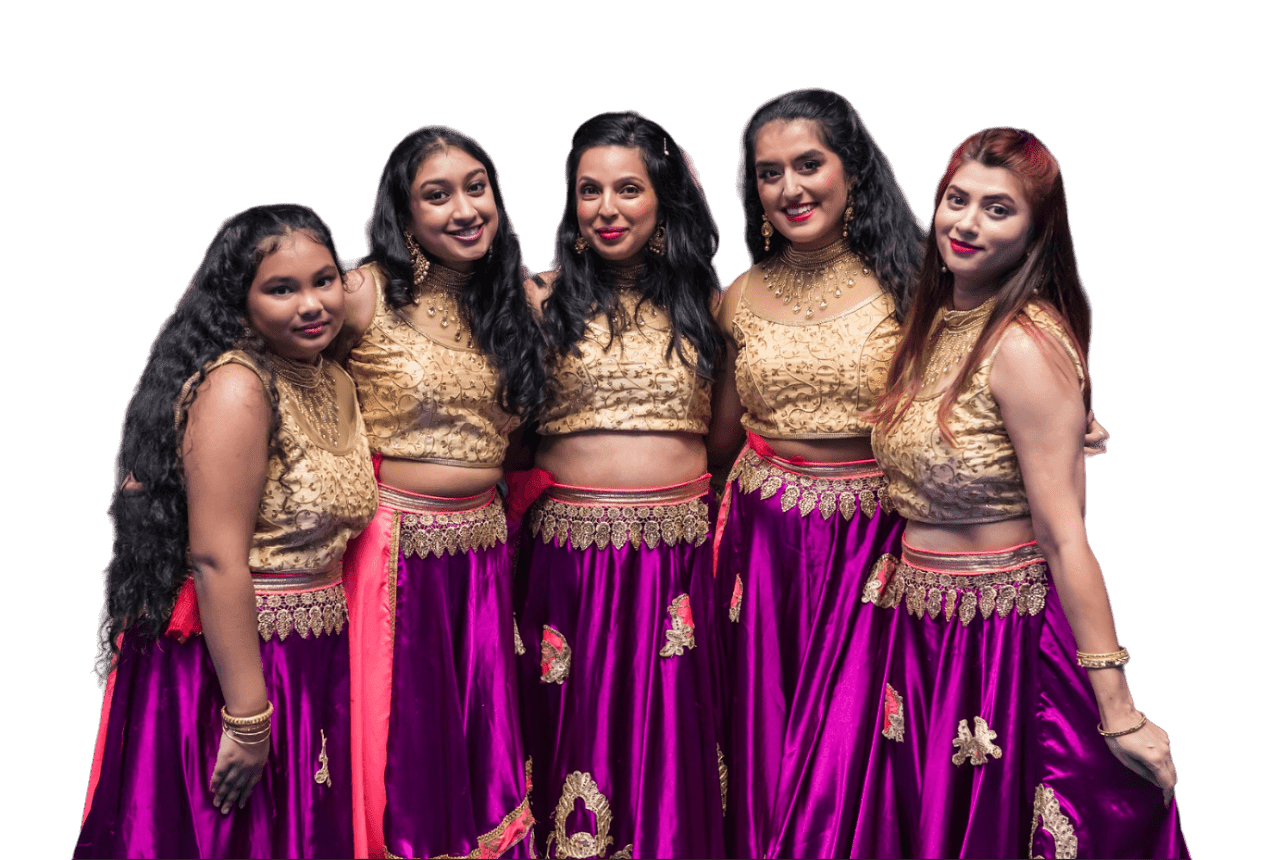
left=574, top=233, right=588, bottom=255
left=761, top=214, right=774, bottom=254
left=647, top=223, right=667, bottom=256
left=404, top=228, right=431, bottom=287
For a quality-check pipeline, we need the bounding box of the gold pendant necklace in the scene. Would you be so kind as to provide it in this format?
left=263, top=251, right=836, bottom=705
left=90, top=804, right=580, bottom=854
left=921, top=296, right=997, bottom=389
left=273, top=355, right=340, bottom=446
left=414, top=264, right=474, bottom=348
left=762, top=239, right=869, bottom=319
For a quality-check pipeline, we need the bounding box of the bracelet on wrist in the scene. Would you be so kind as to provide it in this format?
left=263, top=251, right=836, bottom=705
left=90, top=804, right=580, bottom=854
left=222, top=701, right=273, bottom=730
left=1097, top=710, right=1147, bottom=738
left=1077, top=647, right=1130, bottom=670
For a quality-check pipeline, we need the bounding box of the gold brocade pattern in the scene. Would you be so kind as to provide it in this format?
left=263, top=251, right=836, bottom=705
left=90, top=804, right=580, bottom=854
left=882, top=684, right=905, bottom=742
left=314, top=729, right=332, bottom=787
left=717, top=744, right=728, bottom=815
left=546, top=771, right=633, bottom=859
left=255, top=581, right=348, bottom=641
left=346, top=264, right=519, bottom=467
left=182, top=352, right=378, bottom=574
left=658, top=593, right=696, bottom=657
left=1030, top=784, right=1079, bottom=859
left=398, top=495, right=507, bottom=558
left=733, top=262, right=898, bottom=440
left=952, top=717, right=1003, bottom=766
left=540, top=290, right=711, bottom=435
left=860, top=550, right=1049, bottom=625
left=729, top=447, right=891, bottom=521
left=872, top=303, right=1087, bottom=524
left=529, top=497, right=710, bottom=551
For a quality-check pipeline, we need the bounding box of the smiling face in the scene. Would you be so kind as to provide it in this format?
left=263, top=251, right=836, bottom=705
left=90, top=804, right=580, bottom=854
left=935, top=161, right=1034, bottom=295
left=753, top=119, right=851, bottom=251
left=246, top=232, right=344, bottom=362
left=574, top=145, right=659, bottom=265
left=408, top=146, right=499, bottom=270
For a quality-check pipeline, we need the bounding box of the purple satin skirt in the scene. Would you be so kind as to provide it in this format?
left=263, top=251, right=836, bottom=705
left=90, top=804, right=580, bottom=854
left=714, top=446, right=904, bottom=858
left=76, top=575, right=353, bottom=859
left=349, top=484, right=531, bottom=860
left=856, top=541, right=1189, bottom=859
left=517, top=476, right=726, bottom=859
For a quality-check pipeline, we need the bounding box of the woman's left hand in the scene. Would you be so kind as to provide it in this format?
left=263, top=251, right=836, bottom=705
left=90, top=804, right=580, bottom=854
left=1103, top=717, right=1177, bottom=807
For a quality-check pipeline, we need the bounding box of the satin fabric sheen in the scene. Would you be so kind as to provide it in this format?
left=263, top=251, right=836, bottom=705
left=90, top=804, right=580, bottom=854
left=343, top=487, right=530, bottom=860
left=75, top=628, right=353, bottom=858
left=859, top=558, right=1189, bottom=858
left=517, top=490, right=726, bottom=859
left=715, top=458, right=905, bottom=858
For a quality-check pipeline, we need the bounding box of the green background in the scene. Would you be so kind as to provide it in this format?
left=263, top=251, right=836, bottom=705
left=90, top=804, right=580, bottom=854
left=7, top=1, right=1269, bottom=854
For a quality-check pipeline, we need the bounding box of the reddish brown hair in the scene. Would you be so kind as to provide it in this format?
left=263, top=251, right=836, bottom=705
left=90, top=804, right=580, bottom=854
left=868, top=128, right=1091, bottom=441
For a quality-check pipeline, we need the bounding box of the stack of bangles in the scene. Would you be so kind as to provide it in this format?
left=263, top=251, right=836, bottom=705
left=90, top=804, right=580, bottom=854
left=1077, top=648, right=1147, bottom=737
left=221, top=702, right=273, bottom=750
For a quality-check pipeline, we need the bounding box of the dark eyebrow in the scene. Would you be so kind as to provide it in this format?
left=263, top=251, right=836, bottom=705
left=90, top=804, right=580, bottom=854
left=793, top=149, right=825, bottom=161
left=464, top=168, right=488, bottom=183
left=258, top=275, right=298, bottom=289
left=980, top=193, right=1018, bottom=205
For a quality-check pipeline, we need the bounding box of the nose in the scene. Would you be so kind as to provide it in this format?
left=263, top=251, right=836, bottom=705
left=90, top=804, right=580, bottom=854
left=782, top=169, right=802, bottom=200
left=452, top=194, right=478, bottom=223
left=599, top=190, right=619, bottom=219
left=955, top=203, right=979, bottom=236
left=297, top=286, right=323, bottom=318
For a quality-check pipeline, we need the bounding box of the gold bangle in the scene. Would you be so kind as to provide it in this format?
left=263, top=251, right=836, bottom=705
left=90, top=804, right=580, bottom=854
left=1076, top=647, right=1130, bottom=669
left=221, top=702, right=274, bottom=729
left=1097, top=711, right=1147, bottom=737
left=223, top=728, right=271, bottom=748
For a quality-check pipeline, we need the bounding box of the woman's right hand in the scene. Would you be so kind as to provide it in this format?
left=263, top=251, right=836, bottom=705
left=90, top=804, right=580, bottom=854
left=210, top=731, right=269, bottom=814
left=1103, top=718, right=1177, bottom=807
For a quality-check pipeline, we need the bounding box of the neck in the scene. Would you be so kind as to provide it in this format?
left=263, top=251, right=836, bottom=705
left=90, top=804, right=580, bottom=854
left=601, top=259, right=646, bottom=290
left=779, top=235, right=851, bottom=270
left=949, top=276, right=998, bottom=311
left=421, top=261, right=471, bottom=293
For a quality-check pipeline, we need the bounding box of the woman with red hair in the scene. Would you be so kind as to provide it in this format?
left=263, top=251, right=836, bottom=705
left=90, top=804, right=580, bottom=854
left=865, top=128, right=1187, bottom=857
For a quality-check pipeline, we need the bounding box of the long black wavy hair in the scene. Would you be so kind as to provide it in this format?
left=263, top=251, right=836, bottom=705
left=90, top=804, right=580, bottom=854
left=541, top=111, right=723, bottom=379
left=741, top=89, right=923, bottom=320
left=362, top=126, right=545, bottom=416
left=99, top=204, right=342, bottom=674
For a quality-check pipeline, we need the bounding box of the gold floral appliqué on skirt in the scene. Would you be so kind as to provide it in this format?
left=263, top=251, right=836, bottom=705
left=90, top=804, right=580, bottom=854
left=952, top=716, right=1003, bottom=766
left=1030, top=783, right=1079, bottom=859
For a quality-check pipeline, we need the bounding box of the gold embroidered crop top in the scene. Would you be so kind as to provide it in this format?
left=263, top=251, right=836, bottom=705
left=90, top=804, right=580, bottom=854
left=732, top=246, right=899, bottom=439
left=182, top=351, right=378, bottom=573
left=345, top=264, right=521, bottom=467
left=540, top=288, right=712, bottom=435
left=871, top=301, right=1087, bottom=524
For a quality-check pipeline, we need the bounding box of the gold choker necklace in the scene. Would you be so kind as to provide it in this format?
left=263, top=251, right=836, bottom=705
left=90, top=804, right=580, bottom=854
left=921, top=296, right=997, bottom=389
left=763, top=240, right=870, bottom=318
left=603, top=261, right=645, bottom=290
left=272, top=355, right=340, bottom=446
left=414, top=264, right=474, bottom=348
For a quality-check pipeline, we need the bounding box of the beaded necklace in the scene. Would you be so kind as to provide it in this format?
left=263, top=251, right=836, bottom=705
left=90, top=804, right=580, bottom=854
left=414, top=263, right=474, bottom=348
left=272, top=355, right=340, bottom=446
left=921, top=295, right=997, bottom=390
left=761, top=239, right=870, bottom=319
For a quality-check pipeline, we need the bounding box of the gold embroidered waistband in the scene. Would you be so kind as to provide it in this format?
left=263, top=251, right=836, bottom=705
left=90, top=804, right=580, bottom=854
left=379, top=483, right=500, bottom=514
left=730, top=446, right=890, bottom=521
left=396, top=490, right=507, bottom=558
left=250, top=563, right=343, bottom=593
left=530, top=476, right=712, bottom=550
left=255, top=579, right=347, bottom=641
left=862, top=542, right=1048, bottom=625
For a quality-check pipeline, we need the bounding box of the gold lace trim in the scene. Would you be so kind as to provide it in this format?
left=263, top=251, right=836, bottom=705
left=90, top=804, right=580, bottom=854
left=728, top=575, right=743, bottom=623
left=314, top=728, right=332, bottom=787
left=529, top=496, right=710, bottom=551
left=952, top=716, right=1003, bottom=766
left=882, top=684, right=905, bottom=742
left=729, top=447, right=891, bottom=521
left=254, top=580, right=347, bottom=641
left=540, top=625, right=572, bottom=685
left=860, top=553, right=1048, bottom=625
left=658, top=593, right=696, bottom=657
left=398, top=495, right=507, bottom=558
left=546, top=770, right=633, bottom=859
left=514, top=613, right=526, bottom=656
left=1030, top=784, right=1079, bottom=859
left=717, top=744, right=728, bottom=815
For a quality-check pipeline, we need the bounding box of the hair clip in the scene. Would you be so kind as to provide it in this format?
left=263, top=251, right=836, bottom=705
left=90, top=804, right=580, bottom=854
left=663, top=137, right=669, bottom=157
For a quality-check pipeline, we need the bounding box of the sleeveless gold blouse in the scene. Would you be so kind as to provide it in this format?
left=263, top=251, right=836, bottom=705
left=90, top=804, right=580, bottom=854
left=540, top=289, right=712, bottom=435
left=345, top=264, right=520, bottom=467
left=732, top=250, right=899, bottom=439
left=183, top=350, right=378, bottom=572
left=871, top=302, right=1087, bottom=524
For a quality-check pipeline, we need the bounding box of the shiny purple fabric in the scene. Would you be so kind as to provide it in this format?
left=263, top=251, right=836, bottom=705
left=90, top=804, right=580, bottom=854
left=516, top=493, right=725, bottom=859
left=715, top=476, right=905, bottom=858
left=75, top=627, right=352, bottom=859
left=382, top=541, right=530, bottom=859
left=858, top=568, right=1189, bottom=859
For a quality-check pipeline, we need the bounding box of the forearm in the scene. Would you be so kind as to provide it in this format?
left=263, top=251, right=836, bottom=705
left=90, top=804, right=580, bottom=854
left=192, top=560, right=268, bottom=716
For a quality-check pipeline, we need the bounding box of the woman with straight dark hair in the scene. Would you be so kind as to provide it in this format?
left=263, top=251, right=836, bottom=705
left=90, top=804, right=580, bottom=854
left=337, top=126, right=542, bottom=859
left=77, top=204, right=377, bottom=858
left=865, top=128, right=1187, bottom=857
left=519, top=110, right=726, bottom=858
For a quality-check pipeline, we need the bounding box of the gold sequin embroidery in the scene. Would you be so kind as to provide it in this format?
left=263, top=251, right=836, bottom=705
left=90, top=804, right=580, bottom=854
left=1030, top=784, right=1079, bottom=859
left=717, top=744, right=728, bottom=815
left=546, top=770, right=633, bottom=860
left=729, top=447, right=890, bottom=521
left=314, top=728, right=332, bottom=787
left=952, top=717, right=1003, bottom=766
left=862, top=553, right=1048, bottom=625
left=529, top=497, right=710, bottom=550
left=659, top=593, right=696, bottom=657
left=255, top=581, right=347, bottom=641
left=514, top=613, right=527, bottom=656
left=541, top=625, right=572, bottom=685
left=882, top=684, right=905, bottom=742
left=728, top=575, right=743, bottom=623
left=398, top=498, right=507, bottom=558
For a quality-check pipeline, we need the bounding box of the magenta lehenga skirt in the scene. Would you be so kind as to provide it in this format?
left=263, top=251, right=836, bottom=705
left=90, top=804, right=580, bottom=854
left=855, top=540, right=1189, bottom=859
left=343, top=483, right=531, bottom=860
left=517, top=475, right=726, bottom=859
left=76, top=567, right=353, bottom=859
left=713, top=442, right=905, bottom=858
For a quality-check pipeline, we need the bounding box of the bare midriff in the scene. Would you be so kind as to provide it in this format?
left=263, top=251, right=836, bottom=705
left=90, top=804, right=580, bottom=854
left=904, top=516, right=1036, bottom=554
left=760, top=434, right=876, bottom=464
left=536, top=430, right=707, bottom=489
left=379, top=458, right=503, bottom=499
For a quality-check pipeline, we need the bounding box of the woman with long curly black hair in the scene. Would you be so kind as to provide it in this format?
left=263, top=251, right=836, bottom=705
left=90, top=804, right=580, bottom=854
left=76, top=204, right=377, bottom=858
left=517, top=111, right=726, bottom=858
left=336, top=126, right=543, bottom=859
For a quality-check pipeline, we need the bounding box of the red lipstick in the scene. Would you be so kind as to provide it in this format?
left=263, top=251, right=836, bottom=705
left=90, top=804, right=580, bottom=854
left=949, top=238, right=980, bottom=255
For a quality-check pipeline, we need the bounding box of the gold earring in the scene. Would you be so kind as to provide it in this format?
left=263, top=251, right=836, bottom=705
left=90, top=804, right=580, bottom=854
left=404, top=228, right=430, bottom=287
left=648, top=223, right=667, bottom=256
left=574, top=234, right=588, bottom=255
left=761, top=215, right=774, bottom=253
left=842, top=201, right=854, bottom=239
